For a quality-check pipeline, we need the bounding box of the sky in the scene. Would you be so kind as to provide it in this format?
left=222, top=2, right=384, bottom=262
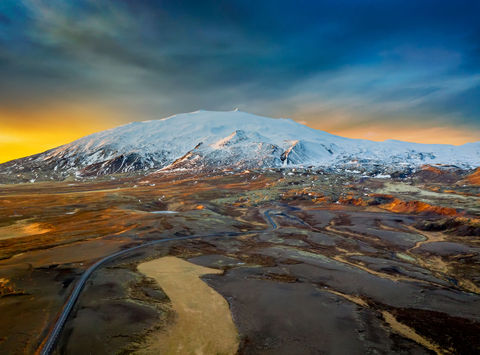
left=0, top=0, right=479, bottom=163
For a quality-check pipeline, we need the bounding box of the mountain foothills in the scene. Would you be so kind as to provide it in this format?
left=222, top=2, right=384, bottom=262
left=1, top=110, right=479, bottom=183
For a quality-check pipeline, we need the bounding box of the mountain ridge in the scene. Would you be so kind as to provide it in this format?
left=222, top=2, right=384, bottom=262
left=1, top=110, right=479, bottom=183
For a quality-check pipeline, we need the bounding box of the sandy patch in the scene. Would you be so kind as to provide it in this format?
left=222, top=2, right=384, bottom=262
left=377, top=182, right=468, bottom=200
left=136, top=256, right=238, bottom=355
left=382, top=311, right=447, bottom=355
left=0, top=220, right=53, bottom=240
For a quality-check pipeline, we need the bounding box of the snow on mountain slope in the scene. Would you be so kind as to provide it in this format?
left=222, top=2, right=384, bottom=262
left=1, top=110, right=479, bottom=182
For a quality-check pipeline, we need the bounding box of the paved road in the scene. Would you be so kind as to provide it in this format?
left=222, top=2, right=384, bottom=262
left=39, top=210, right=278, bottom=355
left=263, top=209, right=278, bottom=230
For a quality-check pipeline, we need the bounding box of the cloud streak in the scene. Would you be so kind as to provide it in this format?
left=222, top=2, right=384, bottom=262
left=0, top=0, right=479, bottom=159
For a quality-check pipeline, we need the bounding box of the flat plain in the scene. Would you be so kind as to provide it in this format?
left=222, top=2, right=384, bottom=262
left=0, top=168, right=479, bottom=354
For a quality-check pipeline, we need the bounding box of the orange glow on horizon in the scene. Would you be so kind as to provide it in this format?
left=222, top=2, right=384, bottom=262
left=293, top=107, right=480, bottom=146
left=0, top=104, right=121, bottom=163
left=325, top=125, right=480, bottom=145
left=1, top=129, right=97, bottom=164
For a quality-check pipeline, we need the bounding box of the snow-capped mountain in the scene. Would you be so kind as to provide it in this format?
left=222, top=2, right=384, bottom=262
left=1, top=110, right=479, bottom=182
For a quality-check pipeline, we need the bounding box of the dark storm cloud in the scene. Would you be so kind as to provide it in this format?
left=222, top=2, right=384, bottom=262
left=0, top=0, right=479, bottom=129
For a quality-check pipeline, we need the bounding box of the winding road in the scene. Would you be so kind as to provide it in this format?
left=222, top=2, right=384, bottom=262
left=39, top=210, right=279, bottom=355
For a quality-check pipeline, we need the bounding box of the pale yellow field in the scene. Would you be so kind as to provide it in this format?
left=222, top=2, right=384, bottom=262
left=137, top=256, right=239, bottom=355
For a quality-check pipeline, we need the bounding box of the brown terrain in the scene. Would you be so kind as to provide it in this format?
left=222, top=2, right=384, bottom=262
left=0, top=168, right=479, bottom=354
left=465, top=168, right=480, bottom=186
